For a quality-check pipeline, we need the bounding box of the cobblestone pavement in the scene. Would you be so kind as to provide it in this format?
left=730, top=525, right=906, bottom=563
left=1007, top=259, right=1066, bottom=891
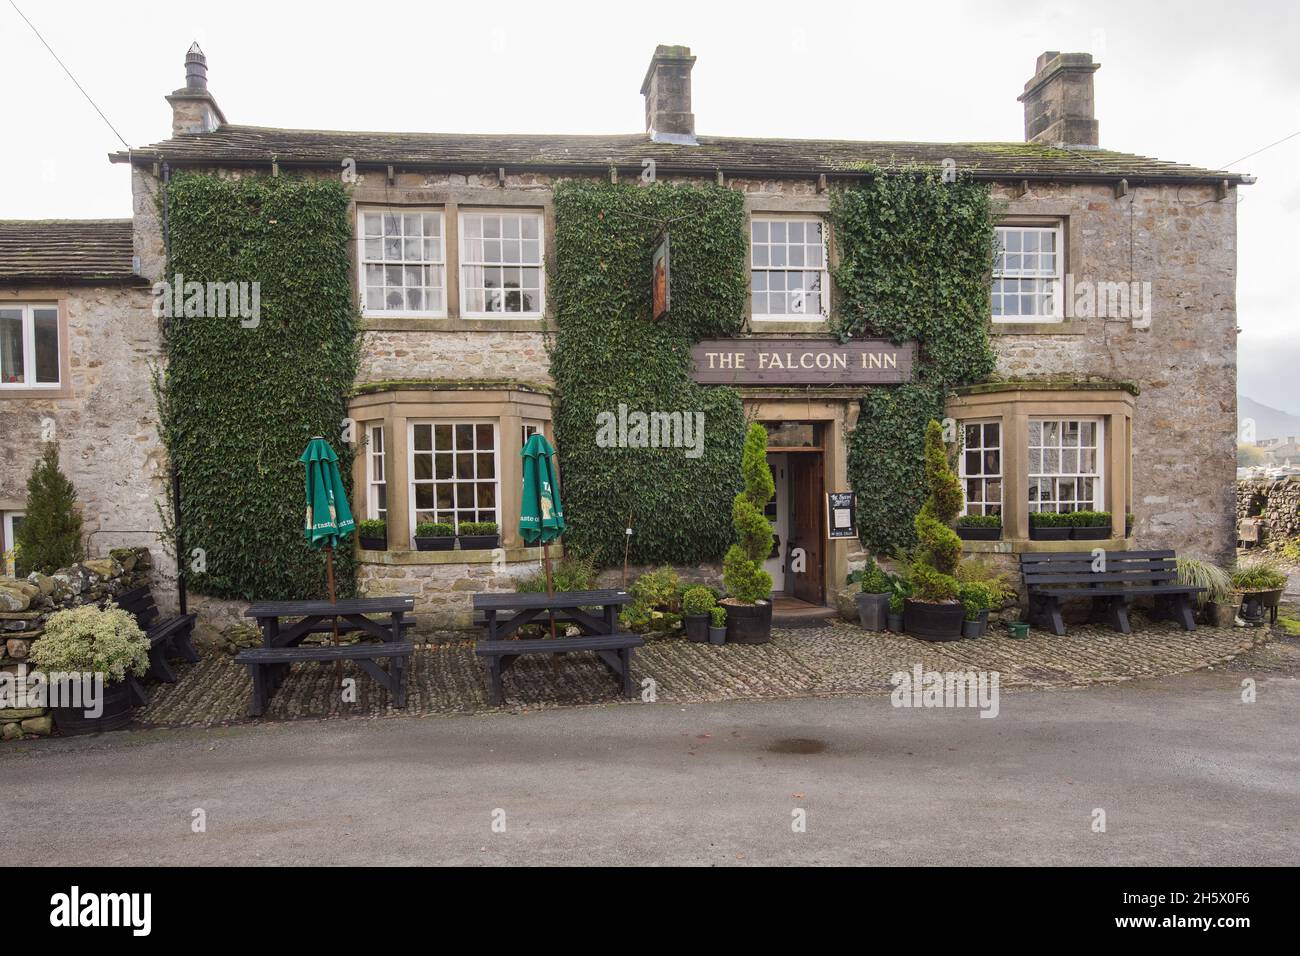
left=136, top=616, right=1271, bottom=729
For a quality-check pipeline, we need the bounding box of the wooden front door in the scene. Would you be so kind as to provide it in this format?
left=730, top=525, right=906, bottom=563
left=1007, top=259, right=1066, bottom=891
left=787, top=452, right=825, bottom=605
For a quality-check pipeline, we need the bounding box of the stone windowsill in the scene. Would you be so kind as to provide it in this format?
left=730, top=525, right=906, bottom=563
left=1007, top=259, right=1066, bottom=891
left=961, top=536, right=1130, bottom=554
left=987, top=319, right=1088, bottom=335
left=356, top=546, right=548, bottom=566
left=362, top=316, right=551, bottom=333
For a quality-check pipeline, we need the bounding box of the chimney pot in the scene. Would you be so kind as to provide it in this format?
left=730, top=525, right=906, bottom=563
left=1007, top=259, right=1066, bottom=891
left=185, top=41, right=208, bottom=90
left=166, top=41, right=226, bottom=136
left=1017, top=51, right=1100, bottom=147
left=641, top=44, right=697, bottom=144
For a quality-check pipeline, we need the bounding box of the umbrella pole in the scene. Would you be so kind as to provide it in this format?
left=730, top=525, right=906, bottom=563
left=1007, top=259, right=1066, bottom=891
left=543, top=541, right=557, bottom=640
left=326, top=543, right=342, bottom=684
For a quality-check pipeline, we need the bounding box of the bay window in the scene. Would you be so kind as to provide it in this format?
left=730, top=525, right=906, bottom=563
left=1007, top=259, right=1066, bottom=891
left=366, top=423, right=387, bottom=521
left=960, top=421, right=1003, bottom=516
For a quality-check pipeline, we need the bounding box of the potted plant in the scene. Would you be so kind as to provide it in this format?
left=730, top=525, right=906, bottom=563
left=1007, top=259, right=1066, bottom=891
left=457, top=521, right=500, bottom=550
left=413, top=521, right=454, bottom=551
left=29, top=602, right=149, bottom=736
left=887, top=589, right=906, bottom=632
left=955, top=513, right=1002, bottom=541
left=1125, top=513, right=1135, bottom=537
left=722, top=423, right=776, bottom=644
left=1176, top=557, right=1234, bottom=627
left=681, top=585, right=716, bottom=643
left=1068, top=510, right=1112, bottom=540
left=1230, top=557, right=1288, bottom=625
left=902, top=421, right=966, bottom=642
left=959, top=580, right=998, bottom=638
left=708, top=606, right=727, bottom=645
left=1029, top=511, right=1071, bottom=541
left=854, top=560, right=892, bottom=630
left=357, top=519, right=387, bottom=551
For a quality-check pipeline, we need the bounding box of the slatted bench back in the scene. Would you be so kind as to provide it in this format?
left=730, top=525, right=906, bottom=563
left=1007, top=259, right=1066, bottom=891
left=1020, top=550, right=1178, bottom=589
left=114, top=585, right=159, bottom=631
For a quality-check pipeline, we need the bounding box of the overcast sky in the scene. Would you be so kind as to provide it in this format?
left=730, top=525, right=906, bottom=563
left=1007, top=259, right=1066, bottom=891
left=2, top=0, right=1295, bottom=409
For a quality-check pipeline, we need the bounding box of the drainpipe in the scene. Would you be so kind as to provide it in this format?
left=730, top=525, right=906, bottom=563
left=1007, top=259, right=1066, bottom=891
left=161, top=162, right=187, bottom=616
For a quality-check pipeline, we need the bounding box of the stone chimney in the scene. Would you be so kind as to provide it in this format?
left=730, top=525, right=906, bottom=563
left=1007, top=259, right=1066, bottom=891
left=641, top=44, right=696, bottom=144
left=165, top=42, right=226, bottom=137
left=1017, top=51, right=1100, bottom=147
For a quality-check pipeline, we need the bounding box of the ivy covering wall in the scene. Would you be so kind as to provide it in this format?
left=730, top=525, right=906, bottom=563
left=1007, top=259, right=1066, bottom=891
left=158, top=174, right=359, bottom=600
left=833, top=169, right=996, bottom=554
left=550, top=180, right=748, bottom=566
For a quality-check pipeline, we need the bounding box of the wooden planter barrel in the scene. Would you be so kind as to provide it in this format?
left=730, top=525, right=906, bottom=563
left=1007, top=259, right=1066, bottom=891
left=51, top=680, right=135, bottom=736
left=724, top=600, right=773, bottom=644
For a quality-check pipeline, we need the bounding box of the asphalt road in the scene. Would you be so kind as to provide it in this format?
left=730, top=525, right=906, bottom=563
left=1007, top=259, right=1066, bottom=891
left=3, top=666, right=1297, bottom=866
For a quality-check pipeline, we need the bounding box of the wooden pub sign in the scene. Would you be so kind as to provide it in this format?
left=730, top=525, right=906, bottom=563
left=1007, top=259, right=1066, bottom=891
left=689, top=339, right=916, bottom=386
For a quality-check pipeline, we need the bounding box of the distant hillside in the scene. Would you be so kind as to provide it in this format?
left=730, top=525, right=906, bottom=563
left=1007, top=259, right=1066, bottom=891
left=1240, top=395, right=1300, bottom=442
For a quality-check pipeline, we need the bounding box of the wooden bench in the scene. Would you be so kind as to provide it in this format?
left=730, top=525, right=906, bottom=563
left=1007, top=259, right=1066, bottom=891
left=475, top=633, right=644, bottom=705
left=1020, top=550, right=1205, bottom=636
left=235, top=641, right=414, bottom=716
left=115, top=586, right=199, bottom=704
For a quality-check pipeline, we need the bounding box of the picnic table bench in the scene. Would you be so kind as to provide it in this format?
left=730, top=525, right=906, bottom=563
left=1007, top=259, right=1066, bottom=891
left=473, top=590, right=640, bottom=705
left=116, top=585, right=199, bottom=705
left=237, top=597, right=415, bottom=717
left=1021, top=549, right=1204, bottom=636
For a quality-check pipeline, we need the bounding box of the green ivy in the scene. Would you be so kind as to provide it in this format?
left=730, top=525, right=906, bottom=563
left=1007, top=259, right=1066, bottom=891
left=833, top=169, right=996, bottom=553
left=550, top=180, right=748, bottom=566
left=158, top=174, right=359, bottom=600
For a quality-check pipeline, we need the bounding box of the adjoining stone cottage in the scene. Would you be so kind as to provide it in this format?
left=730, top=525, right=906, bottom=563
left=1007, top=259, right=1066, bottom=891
left=0, top=42, right=1250, bottom=638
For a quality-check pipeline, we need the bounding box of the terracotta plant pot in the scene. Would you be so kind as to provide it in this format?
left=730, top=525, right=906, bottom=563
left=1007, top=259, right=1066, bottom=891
left=903, top=599, right=964, bottom=642
left=724, top=600, right=772, bottom=644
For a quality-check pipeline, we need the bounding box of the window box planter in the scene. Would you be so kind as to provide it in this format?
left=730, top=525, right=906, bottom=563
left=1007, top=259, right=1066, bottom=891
left=413, top=522, right=454, bottom=552
left=1070, top=526, right=1109, bottom=540
left=1029, top=514, right=1070, bottom=540
left=357, top=521, right=388, bottom=551
left=359, top=534, right=387, bottom=551
left=457, top=534, right=500, bottom=551
left=52, top=680, right=135, bottom=736
left=1028, top=526, right=1071, bottom=541
left=722, top=599, right=772, bottom=644
left=903, top=599, right=964, bottom=642
left=956, top=525, right=1002, bottom=540
left=1068, top=511, right=1112, bottom=540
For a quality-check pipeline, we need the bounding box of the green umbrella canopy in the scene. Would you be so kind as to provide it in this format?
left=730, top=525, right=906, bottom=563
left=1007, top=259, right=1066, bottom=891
left=519, top=433, right=565, bottom=546
left=299, top=436, right=356, bottom=549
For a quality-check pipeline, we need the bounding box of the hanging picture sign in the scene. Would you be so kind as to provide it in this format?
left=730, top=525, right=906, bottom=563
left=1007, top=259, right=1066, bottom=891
left=652, top=233, right=671, bottom=319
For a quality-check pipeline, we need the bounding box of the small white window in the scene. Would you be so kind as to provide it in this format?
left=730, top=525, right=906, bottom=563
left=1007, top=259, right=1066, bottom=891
left=2, top=511, right=25, bottom=576
left=750, top=217, right=829, bottom=321
left=521, top=422, right=541, bottom=447
left=366, top=423, right=387, bottom=521
left=0, top=304, right=60, bottom=388
left=1028, top=418, right=1103, bottom=513
left=959, top=421, right=1002, bottom=516
left=408, top=421, right=499, bottom=536
left=359, top=210, right=446, bottom=316
left=992, top=225, right=1062, bottom=321
left=459, top=211, right=544, bottom=317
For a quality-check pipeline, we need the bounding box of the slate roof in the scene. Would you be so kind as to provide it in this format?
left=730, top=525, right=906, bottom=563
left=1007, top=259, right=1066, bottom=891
left=110, top=126, right=1250, bottom=185
left=0, top=219, right=139, bottom=284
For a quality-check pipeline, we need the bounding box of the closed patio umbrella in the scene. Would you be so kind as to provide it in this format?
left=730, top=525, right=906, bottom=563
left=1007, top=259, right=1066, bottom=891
left=520, top=433, right=566, bottom=638
left=299, top=436, right=356, bottom=677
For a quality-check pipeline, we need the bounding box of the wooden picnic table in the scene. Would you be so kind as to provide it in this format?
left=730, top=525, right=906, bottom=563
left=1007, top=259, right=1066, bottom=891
left=237, top=597, right=417, bottom=716
left=472, top=589, right=633, bottom=640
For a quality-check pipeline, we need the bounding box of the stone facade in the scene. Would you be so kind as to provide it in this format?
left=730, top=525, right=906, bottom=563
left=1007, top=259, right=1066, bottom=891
left=1237, top=477, right=1300, bottom=548
left=0, top=283, right=179, bottom=605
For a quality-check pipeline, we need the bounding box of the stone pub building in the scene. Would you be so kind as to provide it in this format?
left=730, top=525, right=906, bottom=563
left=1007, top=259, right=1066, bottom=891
left=0, top=44, right=1248, bottom=632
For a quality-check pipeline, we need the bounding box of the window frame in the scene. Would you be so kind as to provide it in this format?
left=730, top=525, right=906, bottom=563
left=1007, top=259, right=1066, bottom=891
left=749, top=215, right=831, bottom=323
left=1027, top=416, right=1105, bottom=514
left=992, top=223, right=1064, bottom=323
left=2, top=510, right=24, bottom=576
left=356, top=208, right=448, bottom=319
left=457, top=209, right=546, bottom=319
left=406, top=418, right=501, bottom=538
left=365, top=422, right=387, bottom=522
left=0, top=302, right=61, bottom=390
left=958, top=419, right=1003, bottom=517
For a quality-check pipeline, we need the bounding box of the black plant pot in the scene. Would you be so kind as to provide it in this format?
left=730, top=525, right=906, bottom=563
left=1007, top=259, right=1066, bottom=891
left=962, top=610, right=989, bottom=639
left=887, top=612, right=904, bottom=632
left=708, top=625, right=727, bottom=645
left=956, top=526, right=1002, bottom=541
left=903, top=599, right=965, bottom=642
left=684, top=614, right=709, bottom=643
left=359, top=535, right=387, bottom=551
left=1125, top=520, right=1133, bottom=538
left=51, top=679, right=134, bottom=736
left=856, top=591, right=890, bottom=630
left=458, top=534, right=500, bottom=551
left=1070, top=526, right=1109, bottom=540
left=1029, top=527, right=1071, bottom=541
left=415, top=536, right=454, bottom=552
left=724, top=600, right=773, bottom=644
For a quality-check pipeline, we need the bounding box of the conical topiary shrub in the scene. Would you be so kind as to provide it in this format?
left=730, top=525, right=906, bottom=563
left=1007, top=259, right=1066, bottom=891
left=16, top=442, right=83, bottom=576
left=722, top=422, right=775, bottom=643
left=904, top=420, right=966, bottom=640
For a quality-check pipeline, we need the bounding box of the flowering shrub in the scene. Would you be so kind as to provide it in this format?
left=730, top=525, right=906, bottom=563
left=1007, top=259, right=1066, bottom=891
left=29, top=603, right=149, bottom=683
